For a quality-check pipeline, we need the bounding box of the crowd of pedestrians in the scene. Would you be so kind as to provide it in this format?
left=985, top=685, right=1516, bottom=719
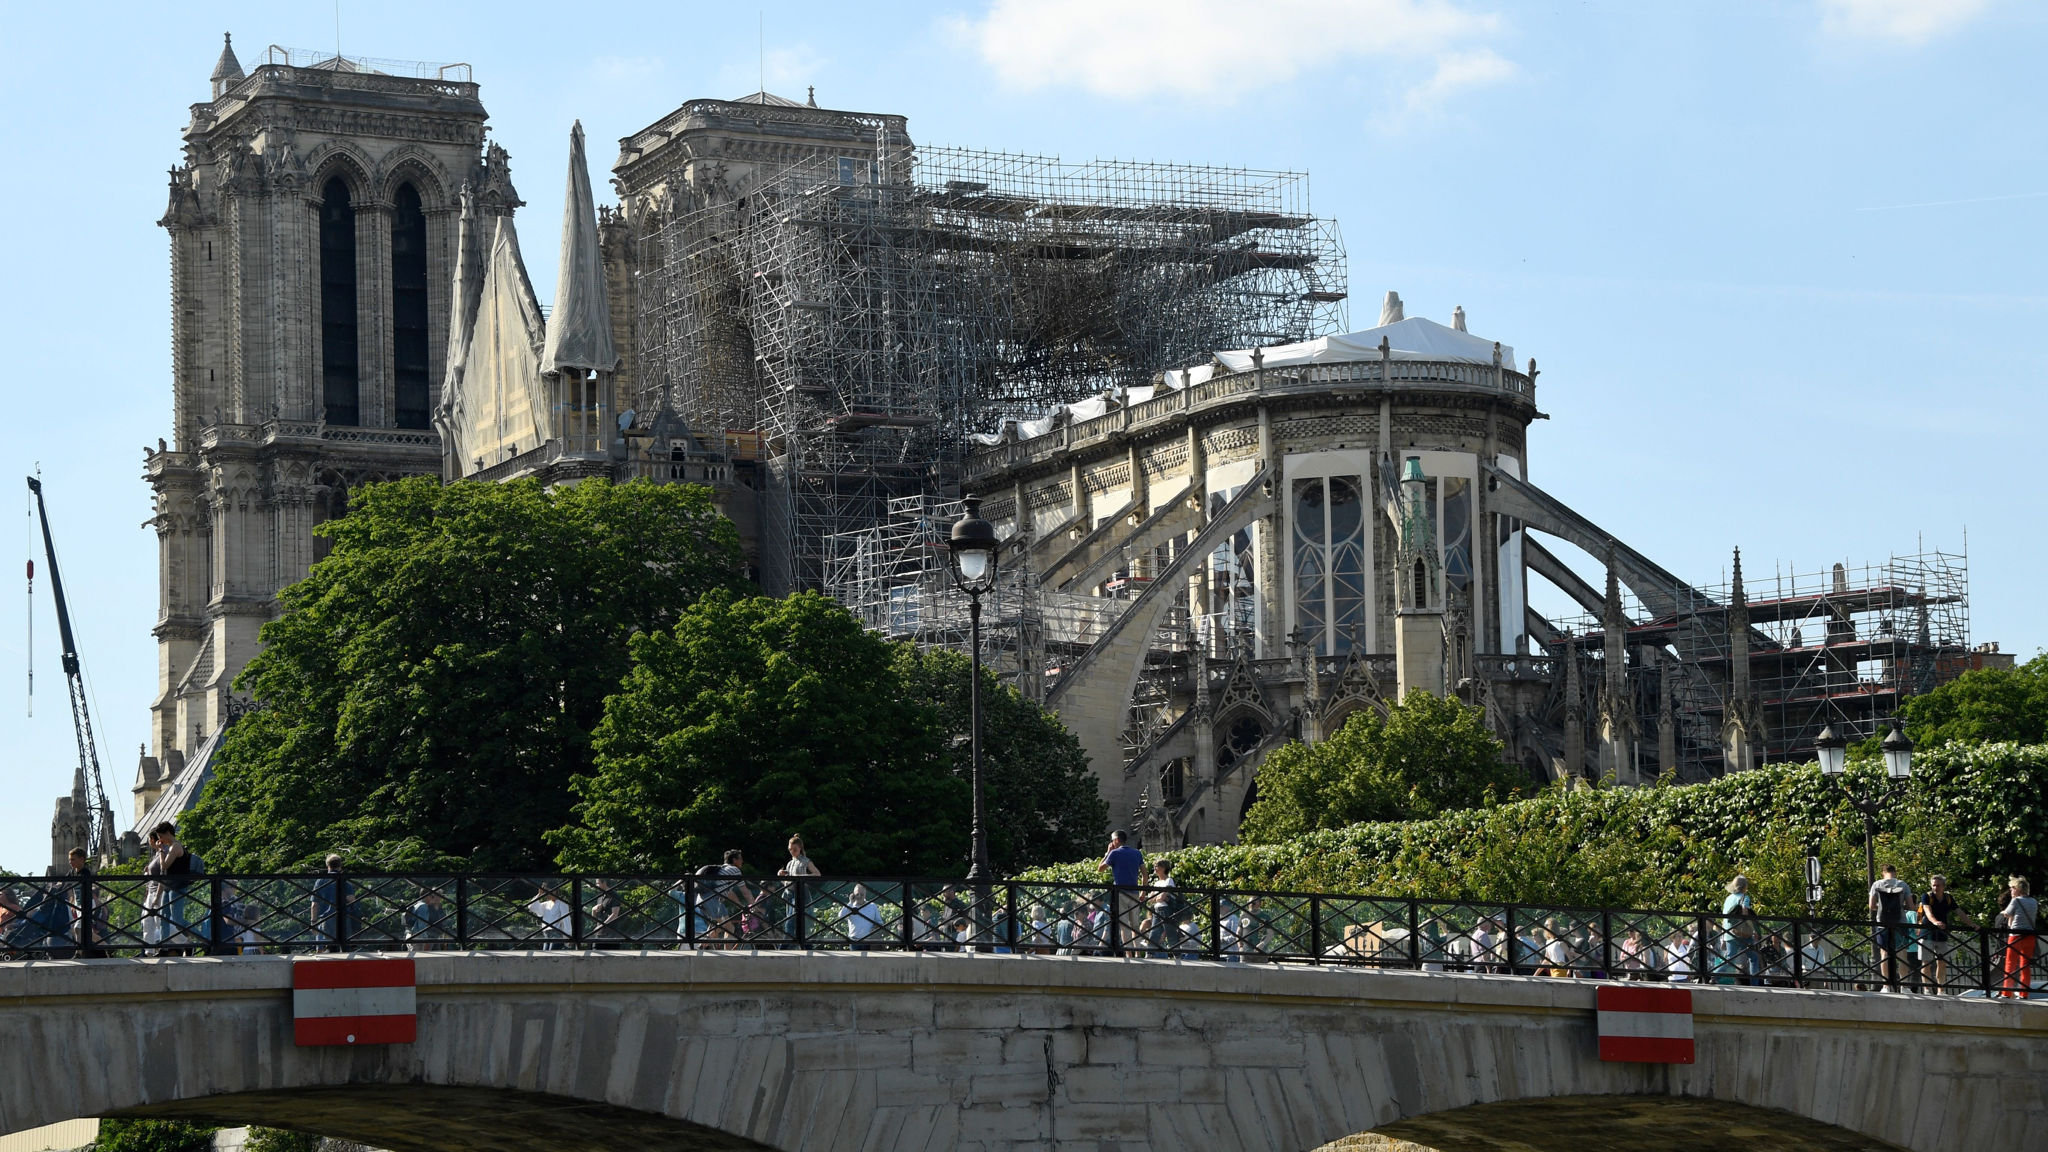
left=2, top=831, right=2040, bottom=999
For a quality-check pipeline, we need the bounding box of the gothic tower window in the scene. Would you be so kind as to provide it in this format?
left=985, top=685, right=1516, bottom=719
left=319, top=178, right=360, bottom=426
left=391, top=183, right=430, bottom=430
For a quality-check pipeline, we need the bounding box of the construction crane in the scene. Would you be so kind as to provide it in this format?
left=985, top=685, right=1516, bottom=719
left=27, top=475, right=116, bottom=861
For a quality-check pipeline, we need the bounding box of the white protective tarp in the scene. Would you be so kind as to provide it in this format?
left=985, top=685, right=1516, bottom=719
left=449, top=216, right=549, bottom=475
left=541, top=121, right=620, bottom=376
left=1211, top=315, right=1512, bottom=372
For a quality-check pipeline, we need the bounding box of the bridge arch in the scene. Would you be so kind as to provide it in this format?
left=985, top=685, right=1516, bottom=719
left=4, top=952, right=2037, bottom=1151
left=1314, top=1096, right=1910, bottom=1151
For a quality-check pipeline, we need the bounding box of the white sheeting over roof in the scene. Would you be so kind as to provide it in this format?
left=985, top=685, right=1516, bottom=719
left=541, top=122, right=620, bottom=376
left=449, top=217, right=548, bottom=475
left=1212, top=316, right=1511, bottom=371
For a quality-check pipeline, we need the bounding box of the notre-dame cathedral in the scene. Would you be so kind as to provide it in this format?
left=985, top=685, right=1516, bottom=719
left=134, top=36, right=909, bottom=825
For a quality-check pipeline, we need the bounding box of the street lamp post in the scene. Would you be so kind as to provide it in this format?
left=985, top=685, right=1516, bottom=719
left=1815, top=719, right=1915, bottom=888
left=948, top=499, right=999, bottom=884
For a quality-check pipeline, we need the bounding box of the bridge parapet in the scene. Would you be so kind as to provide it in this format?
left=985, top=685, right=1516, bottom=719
left=2, top=951, right=2042, bottom=1152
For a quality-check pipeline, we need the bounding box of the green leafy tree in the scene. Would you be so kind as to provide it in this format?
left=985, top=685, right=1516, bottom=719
left=183, top=477, right=743, bottom=871
left=549, top=592, right=970, bottom=875
left=893, top=647, right=1108, bottom=873
left=244, top=1128, right=323, bottom=1152
left=1239, top=691, right=1525, bottom=844
left=91, top=1120, right=218, bottom=1152
left=1901, top=654, right=2048, bottom=747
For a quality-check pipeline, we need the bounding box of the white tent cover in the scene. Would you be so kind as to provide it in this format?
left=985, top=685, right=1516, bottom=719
left=980, top=313, right=1517, bottom=445
left=1212, top=315, right=1512, bottom=372
left=541, top=121, right=620, bottom=375
left=449, top=217, right=549, bottom=475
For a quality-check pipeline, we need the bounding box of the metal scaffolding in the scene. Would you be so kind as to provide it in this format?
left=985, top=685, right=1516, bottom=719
left=637, top=142, right=1346, bottom=592
left=1554, top=548, right=1971, bottom=777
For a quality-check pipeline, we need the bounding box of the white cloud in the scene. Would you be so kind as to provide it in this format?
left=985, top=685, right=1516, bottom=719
left=954, top=0, right=1511, bottom=109
left=1819, top=0, right=1992, bottom=45
left=1399, top=47, right=1516, bottom=117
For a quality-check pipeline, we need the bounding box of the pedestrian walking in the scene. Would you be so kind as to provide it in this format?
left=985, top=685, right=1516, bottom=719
left=1142, top=859, right=1180, bottom=957
left=1918, top=875, right=1970, bottom=994
left=310, top=854, right=351, bottom=951
left=778, top=835, right=821, bottom=945
left=61, top=848, right=99, bottom=959
left=529, top=886, right=571, bottom=949
left=1719, top=876, right=1761, bottom=985
left=1869, top=864, right=1914, bottom=992
left=844, top=884, right=884, bottom=949
left=1099, top=830, right=1142, bottom=887
left=152, top=822, right=199, bottom=953
left=405, top=888, right=450, bottom=951
left=1997, top=876, right=2038, bottom=999
left=587, top=878, right=624, bottom=947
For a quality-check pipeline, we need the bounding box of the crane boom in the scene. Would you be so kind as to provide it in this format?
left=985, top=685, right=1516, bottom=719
left=27, top=476, right=116, bottom=860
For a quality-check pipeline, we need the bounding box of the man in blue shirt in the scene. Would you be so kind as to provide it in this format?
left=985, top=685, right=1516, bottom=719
left=1099, top=830, right=1143, bottom=888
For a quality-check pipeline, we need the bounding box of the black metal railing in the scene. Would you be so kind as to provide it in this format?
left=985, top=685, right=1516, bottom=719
left=0, top=872, right=2037, bottom=997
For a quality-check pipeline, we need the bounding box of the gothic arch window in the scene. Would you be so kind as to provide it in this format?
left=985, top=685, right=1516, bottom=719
left=319, top=178, right=360, bottom=426
left=1291, top=474, right=1367, bottom=655
left=391, top=183, right=431, bottom=429
left=1214, top=714, right=1266, bottom=774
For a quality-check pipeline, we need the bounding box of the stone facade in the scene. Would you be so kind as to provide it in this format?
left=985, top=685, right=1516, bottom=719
left=2, top=951, right=2038, bottom=1151
left=142, top=41, right=512, bottom=786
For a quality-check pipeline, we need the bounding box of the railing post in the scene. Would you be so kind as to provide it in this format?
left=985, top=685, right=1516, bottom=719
left=901, top=884, right=915, bottom=951
left=335, top=877, right=350, bottom=953
left=1004, top=882, right=1019, bottom=953
left=1209, top=890, right=1223, bottom=961
left=1504, top=907, right=1516, bottom=975
left=570, top=876, right=584, bottom=949
left=1600, top=910, right=1613, bottom=979
left=1983, top=927, right=1996, bottom=996
left=209, top=876, right=227, bottom=957
left=1696, top=915, right=1711, bottom=983
left=1407, top=900, right=1421, bottom=970
left=1791, top=919, right=1805, bottom=988
left=455, top=876, right=469, bottom=949
left=793, top=877, right=807, bottom=951
left=1309, top=895, right=1322, bottom=963
left=684, top=875, right=699, bottom=949
left=1107, top=887, right=1123, bottom=956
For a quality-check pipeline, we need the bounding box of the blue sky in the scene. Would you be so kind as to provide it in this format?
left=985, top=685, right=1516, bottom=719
left=2, top=0, right=2042, bottom=873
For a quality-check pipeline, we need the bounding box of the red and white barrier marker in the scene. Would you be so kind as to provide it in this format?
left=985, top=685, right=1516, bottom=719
left=292, top=958, right=417, bottom=1047
left=1596, top=984, right=1694, bottom=1063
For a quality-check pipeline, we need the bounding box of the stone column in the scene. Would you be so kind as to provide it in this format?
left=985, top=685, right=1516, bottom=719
left=357, top=200, right=395, bottom=428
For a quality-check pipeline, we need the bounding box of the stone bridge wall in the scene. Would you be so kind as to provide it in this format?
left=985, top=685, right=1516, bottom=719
left=2, top=951, right=2041, bottom=1152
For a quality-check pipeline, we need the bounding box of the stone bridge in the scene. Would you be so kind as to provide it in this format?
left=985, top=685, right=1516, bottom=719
left=2, top=951, right=2041, bottom=1152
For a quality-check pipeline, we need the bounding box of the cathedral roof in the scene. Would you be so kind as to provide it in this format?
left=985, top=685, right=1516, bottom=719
left=731, top=90, right=805, bottom=107
left=210, top=33, right=244, bottom=87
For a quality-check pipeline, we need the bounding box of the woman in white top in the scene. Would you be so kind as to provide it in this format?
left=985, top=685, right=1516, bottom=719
left=529, top=887, right=571, bottom=949
left=1999, top=875, right=2039, bottom=999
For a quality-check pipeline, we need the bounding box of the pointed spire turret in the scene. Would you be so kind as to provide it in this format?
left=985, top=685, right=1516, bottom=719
left=542, top=121, right=619, bottom=377
left=211, top=33, right=245, bottom=99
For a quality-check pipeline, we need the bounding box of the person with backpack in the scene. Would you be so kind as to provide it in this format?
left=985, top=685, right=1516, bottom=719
left=1997, top=876, right=2038, bottom=999
left=1868, top=864, right=1915, bottom=993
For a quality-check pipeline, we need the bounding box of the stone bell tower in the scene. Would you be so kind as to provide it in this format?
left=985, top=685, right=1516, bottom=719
left=144, top=35, right=515, bottom=774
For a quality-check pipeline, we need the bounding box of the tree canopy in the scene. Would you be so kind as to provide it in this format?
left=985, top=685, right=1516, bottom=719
left=549, top=591, right=970, bottom=875
left=182, top=477, right=744, bottom=871
left=1238, top=691, right=1526, bottom=844
left=1900, top=653, right=2048, bottom=748
left=893, top=647, right=1108, bottom=874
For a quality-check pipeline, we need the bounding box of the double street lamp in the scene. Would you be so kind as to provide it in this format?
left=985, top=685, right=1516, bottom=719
left=1815, top=718, right=1916, bottom=888
left=947, top=499, right=999, bottom=883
